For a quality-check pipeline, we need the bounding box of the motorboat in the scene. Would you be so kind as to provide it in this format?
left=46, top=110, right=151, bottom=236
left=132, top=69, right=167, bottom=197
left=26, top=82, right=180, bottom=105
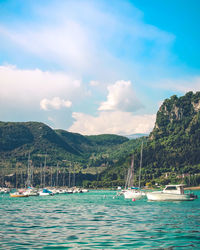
left=39, top=188, right=53, bottom=196
left=10, top=191, right=29, bottom=198
left=0, top=187, right=10, bottom=193
left=81, top=189, right=89, bottom=193
left=146, top=184, right=198, bottom=201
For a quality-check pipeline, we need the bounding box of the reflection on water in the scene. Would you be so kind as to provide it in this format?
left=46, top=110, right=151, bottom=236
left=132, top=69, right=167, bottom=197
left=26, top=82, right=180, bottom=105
left=0, top=190, right=199, bottom=249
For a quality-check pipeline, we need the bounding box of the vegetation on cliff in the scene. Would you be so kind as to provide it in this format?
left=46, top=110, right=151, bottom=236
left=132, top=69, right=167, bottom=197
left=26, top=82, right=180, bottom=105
left=99, top=91, right=200, bottom=187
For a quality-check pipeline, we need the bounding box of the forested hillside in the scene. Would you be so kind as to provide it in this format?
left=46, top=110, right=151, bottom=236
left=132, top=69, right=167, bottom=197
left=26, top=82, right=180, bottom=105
left=99, top=91, right=200, bottom=187
left=0, top=91, right=200, bottom=188
left=0, top=121, right=138, bottom=187
left=0, top=121, right=131, bottom=169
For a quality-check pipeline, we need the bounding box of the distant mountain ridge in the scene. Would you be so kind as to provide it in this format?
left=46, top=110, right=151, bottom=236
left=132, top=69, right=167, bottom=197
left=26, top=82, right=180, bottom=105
left=0, top=121, right=79, bottom=154
left=125, top=133, right=148, bottom=139
left=0, top=121, right=131, bottom=175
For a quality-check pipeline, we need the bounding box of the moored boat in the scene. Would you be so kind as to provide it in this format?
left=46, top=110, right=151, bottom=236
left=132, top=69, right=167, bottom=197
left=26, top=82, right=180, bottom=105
left=123, top=143, right=145, bottom=200
left=10, top=191, right=29, bottom=198
left=123, top=187, right=145, bottom=200
left=0, top=187, right=10, bottom=194
left=39, top=188, right=53, bottom=196
left=146, top=184, right=198, bottom=201
left=24, top=187, right=39, bottom=196
left=81, top=188, right=89, bottom=193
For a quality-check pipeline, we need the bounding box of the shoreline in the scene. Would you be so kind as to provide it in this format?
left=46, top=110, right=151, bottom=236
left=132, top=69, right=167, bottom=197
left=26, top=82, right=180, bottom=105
left=185, top=186, right=200, bottom=190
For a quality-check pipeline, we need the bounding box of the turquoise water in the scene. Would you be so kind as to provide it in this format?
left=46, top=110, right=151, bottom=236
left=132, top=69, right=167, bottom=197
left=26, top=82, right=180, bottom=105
left=0, top=190, right=199, bottom=249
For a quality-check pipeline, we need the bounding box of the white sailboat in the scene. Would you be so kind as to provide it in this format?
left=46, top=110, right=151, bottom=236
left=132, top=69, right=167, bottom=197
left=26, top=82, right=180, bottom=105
left=24, top=152, right=39, bottom=196
left=123, top=142, right=145, bottom=200
left=123, top=187, right=144, bottom=199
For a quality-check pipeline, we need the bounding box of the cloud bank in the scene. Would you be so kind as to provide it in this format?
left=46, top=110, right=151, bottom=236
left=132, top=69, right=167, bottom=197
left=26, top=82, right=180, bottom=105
left=69, top=111, right=156, bottom=135
left=0, top=65, right=82, bottom=106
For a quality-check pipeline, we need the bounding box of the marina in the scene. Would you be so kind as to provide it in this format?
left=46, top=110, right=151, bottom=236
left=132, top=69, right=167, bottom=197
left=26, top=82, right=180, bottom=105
left=0, top=189, right=199, bottom=249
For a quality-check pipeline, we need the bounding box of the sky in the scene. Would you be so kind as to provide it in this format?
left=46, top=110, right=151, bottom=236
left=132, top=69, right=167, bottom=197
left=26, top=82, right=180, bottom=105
left=0, top=0, right=200, bottom=136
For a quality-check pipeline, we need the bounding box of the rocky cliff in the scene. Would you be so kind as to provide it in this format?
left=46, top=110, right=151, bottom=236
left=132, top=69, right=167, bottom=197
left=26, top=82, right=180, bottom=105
left=150, top=91, right=200, bottom=140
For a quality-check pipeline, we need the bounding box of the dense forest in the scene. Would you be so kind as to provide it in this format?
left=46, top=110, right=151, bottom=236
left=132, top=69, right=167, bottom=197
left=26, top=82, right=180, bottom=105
left=0, top=91, right=200, bottom=188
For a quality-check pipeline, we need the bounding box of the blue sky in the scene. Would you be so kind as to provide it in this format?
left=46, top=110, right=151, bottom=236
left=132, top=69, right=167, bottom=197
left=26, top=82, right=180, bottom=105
left=0, top=0, right=199, bottom=135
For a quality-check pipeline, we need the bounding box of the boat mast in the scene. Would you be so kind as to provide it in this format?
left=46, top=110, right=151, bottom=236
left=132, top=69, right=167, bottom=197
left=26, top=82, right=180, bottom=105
left=15, top=164, right=18, bottom=189
left=40, top=163, right=43, bottom=188
left=50, top=167, right=53, bottom=187
left=138, top=141, right=143, bottom=188
left=62, top=168, right=65, bottom=187
left=20, top=169, right=23, bottom=188
left=129, top=155, right=134, bottom=188
left=31, top=163, right=34, bottom=187
left=73, top=163, right=75, bottom=187
left=68, top=166, right=71, bottom=188
left=43, top=154, right=47, bottom=188
left=27, top=152, right=31, bottom=187
left=125, top=168, right=130, bottom=189
left=125, top=155, right=134, bottom=189
left=56, top=163, right=59, bottom=187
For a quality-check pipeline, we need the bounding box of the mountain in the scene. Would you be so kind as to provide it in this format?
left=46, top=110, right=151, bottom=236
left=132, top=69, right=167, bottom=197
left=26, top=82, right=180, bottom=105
left=149, top=91, right=200, bottom=140
left=0, top=121, right=80, bottom=155
left=1, top=91, right=200, bottom=188
left=145, top=91, right=200, bottom=178
left=0, top=121, right=131, bottom=175
left=100, top=91, right=200, bottom=187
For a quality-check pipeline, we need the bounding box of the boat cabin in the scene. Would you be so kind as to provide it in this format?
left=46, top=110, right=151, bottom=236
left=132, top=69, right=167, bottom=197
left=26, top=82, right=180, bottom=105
left=163, top=184, right=185, bottom=194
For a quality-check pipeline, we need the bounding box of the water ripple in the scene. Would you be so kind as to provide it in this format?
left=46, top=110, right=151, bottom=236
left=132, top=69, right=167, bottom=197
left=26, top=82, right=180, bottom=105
left=0, top=190, right=199, bottom=249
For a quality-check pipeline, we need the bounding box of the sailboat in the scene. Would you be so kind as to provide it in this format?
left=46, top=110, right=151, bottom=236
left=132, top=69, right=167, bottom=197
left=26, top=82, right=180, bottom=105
left=24, top=152, right=39, bottom=196
left=123, top=142, right=145, bottom=200
left=10, top=165, right=28, bottom=197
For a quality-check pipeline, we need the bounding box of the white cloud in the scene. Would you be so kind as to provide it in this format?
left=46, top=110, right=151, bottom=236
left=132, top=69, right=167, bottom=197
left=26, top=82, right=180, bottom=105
left=69, top=111, right=156, bottom=135
left=40, top=97, right=72, bottom=111
left=0, top=65, right=83, bottom=107
left=0, top=1, right=174, bottom=79
left=99, top=80, right=143, bottom=112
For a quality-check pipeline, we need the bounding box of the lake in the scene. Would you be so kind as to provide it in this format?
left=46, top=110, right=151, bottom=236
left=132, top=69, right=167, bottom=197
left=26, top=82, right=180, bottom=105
left=0, top=190, right=199, bottom=249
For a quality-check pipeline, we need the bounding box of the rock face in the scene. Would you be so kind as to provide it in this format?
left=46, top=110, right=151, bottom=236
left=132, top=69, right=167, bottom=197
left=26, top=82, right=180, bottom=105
left=149, top=91, right=200, bottom=140
left=192, top=100, right=200, bottom=112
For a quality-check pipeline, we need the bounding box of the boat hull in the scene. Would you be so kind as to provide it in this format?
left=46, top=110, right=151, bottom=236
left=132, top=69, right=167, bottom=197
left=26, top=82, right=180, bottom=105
left=27, top=192, right=39, bottom=196
left=124, top=190, right=144, bottom=200
left=39, top=192, right=52, bottom=196
left=147, top=192, right=195, bottom=201
left=10, top=193, right=29, bottom=198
